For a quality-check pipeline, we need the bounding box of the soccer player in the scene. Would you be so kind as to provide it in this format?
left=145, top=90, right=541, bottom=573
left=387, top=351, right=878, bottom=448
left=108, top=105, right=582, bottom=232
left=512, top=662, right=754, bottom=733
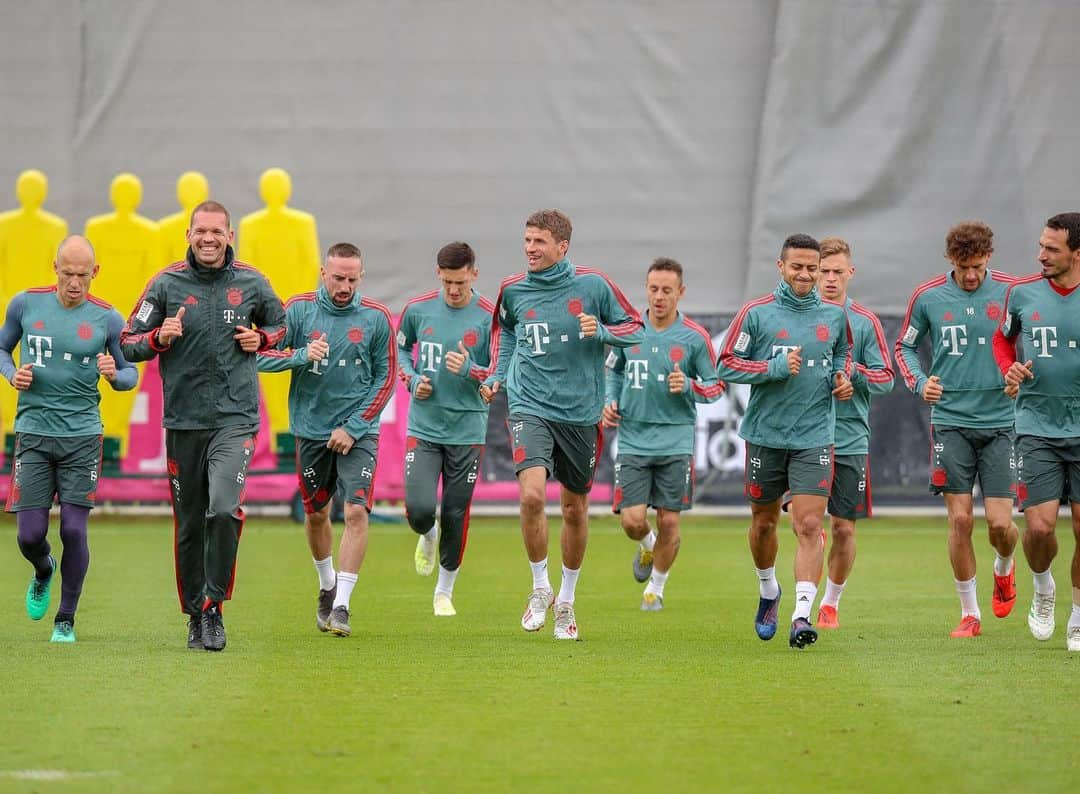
left=121, top=201, right=287, bottom=652
left=601, top=257, right=724, bottom=610
left=258, top=242, right=395, bottom=637
left=895, top=221, right=1020, bottom=639
left=1, top=235, right=138, bottom=643
left=717, top=234, right=852, bottom=650
left=814, top=238, right=894, bottom=629
left=481, top=209, right=643, bottom=640
left=994, top=212, right=1080, bottom=651
left=397, top=242, right=493, bottom=616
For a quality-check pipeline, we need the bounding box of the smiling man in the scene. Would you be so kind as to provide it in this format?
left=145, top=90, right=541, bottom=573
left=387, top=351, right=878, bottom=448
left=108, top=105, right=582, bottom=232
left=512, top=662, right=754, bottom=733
left=482, top=209, right=643, bottom=640
left=895, top=221, right=1020, bottom=639
left=1, top=235, right=137, bottom=644
left=602, top=257, right=724, bottom=611
left=258, top=243, right=396, bottom=637
left=396, top=242, right=493, bottom=617
left=718, top=234, right=852, bottom=650
left=122, top=201, right=286, bottom=652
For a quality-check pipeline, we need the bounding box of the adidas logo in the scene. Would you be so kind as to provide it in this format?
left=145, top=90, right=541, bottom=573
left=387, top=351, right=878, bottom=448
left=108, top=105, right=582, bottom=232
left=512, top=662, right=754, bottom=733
left=798, top=596, right=810, bottom=602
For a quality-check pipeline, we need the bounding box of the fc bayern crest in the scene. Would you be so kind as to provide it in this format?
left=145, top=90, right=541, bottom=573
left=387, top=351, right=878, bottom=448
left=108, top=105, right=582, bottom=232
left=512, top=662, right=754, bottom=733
left=985, top=301, right=1002, bottom=320
left=462, top=329, right=479, bottom=348
left=815, top=324, right=829, bottom=341
left=567, top=298, right=584, bottom=315
left=227, top=287, right=243, bottom=307
left=669, top=345, right=684, bottom=363
left=348, top=327, right=364, bottom=343
left=77, top=322, right=94, bottom=340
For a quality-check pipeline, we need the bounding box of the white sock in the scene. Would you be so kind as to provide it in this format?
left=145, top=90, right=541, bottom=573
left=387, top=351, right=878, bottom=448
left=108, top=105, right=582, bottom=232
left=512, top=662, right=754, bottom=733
left=1069, top=600, right=1080, bottom=629
left=314, top=555, right=336, bottom=591
left=530, top=558, right=551, bottom=591
left=424, top=525, right=437, bottom=542
left=645, top=568, right=669, bottom=597
left=755, top=566, right=779, bottom=600
left=435, top=565, right=459, bottom=598
left=640, top=530, right=656, bottom=552
left=821, top=577, right=845, bottom=608
left=955, top=576, right=980, bottom=618
left=792, top=581, right=817, bottom=621
left=1033, top=567, right=1055, bottom=595
left=333, top=572, right=358, bottom=610
left=558, top=565, right=580, bottom=605
left=993, top=553, right=1014, bottom=577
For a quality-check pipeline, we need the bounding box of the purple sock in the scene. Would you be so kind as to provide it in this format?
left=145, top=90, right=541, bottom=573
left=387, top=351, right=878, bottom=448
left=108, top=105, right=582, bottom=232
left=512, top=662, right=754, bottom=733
left=16, top=508, right=52, bottom=579
left=57, top=503, right=91, bottom=622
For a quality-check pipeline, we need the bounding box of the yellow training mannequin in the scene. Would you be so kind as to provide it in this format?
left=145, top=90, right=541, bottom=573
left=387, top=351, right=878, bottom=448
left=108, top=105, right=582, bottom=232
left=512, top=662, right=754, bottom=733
left=84, top=173, right=161, bottom=456
left=0, top=169, right=69, bottom=442
left=238, top=168, right=321, bottom=447
left=159, top=171, right=209, bottom=265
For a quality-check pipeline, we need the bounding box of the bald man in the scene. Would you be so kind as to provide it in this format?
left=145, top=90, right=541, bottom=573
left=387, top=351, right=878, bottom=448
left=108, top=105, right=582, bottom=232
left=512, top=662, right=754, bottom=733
left=0, top=235, right=137, bottom=643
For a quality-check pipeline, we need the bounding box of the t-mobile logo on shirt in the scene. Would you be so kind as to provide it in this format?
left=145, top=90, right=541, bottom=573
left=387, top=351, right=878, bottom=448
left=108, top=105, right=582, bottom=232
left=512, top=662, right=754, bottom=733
left=523, top=322, right=550, bottom=355
left=1031, top=326, right=1058, bottom=358
left=419, top=340, right=443, bottom=371
left=25, top=334, right=53, bottom=367
left=625, top=359, right=649, bottom=389
left=940, top=325, right=968, bottom=356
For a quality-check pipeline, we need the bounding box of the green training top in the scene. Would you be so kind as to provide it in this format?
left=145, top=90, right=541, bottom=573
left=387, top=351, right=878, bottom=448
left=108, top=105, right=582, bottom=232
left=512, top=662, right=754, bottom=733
left=834, top=298, right=895, bottom=456
left=717, top=281, right=851, bottom=451
left=604, top=311, right=724, bottom=456
left=485, top=259, right=644, bottom=425
left=894, top=270, right=1014, bottom=429
left=257, top=285, right=396, bottom=441
left=999, top=274, right=1080, bottom=438
left=397, top=289, right=494, bottom=445
left=0, top=287, right=138, bottom=436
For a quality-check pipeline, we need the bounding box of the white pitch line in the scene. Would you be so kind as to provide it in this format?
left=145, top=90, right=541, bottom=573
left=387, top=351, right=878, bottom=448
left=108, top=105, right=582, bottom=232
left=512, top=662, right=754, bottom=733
left=0, top=769, right=121, bottom=781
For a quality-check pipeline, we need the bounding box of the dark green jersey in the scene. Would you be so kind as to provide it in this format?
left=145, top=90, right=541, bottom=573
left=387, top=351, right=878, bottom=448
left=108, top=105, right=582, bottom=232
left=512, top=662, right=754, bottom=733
left=834, top=299, right=894, bottom=456
left=121, top=247, right=287, bottom=430
left=257, top=286, right=396, bottom=440
left=717, top=282, right=851, bottom=450
left=895, top=270, right=1014, bottom=429
left=485, top=259, right=644, bottom=425
left=605, top=311, right=724, bottom=456
left=998, top=274, right=1080, bottom=437
left=396, top=289, right=493, bottom=445
left=0, top=288, right=137, bottom=436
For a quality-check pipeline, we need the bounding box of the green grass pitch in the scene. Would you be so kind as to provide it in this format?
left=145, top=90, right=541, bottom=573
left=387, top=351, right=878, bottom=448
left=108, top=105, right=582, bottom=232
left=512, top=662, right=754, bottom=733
left=2, top=514, right=1078, bottom=792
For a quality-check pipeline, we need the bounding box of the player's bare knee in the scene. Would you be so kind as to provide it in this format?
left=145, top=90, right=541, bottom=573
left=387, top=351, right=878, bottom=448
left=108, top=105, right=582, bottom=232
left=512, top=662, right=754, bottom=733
left=830, top=520, right=855, bottom=544
left=793, top=516, right=823, bottom=539
left=986, top=517, right=1013, bottom=544
left=620, top=511, right=648, bottom=539
left=657, top=511, right=680, bottom=539
left=751, top=515, right=779, bottom=535
left=561, top=498, right=588, bottom=528
left=949, top=511, right=975, bottom=537
left=519, top=486, right=546, bottom=519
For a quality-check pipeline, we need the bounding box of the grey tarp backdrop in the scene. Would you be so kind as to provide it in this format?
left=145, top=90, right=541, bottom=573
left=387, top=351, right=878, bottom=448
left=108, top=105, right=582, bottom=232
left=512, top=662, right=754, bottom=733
left=2, top=0, right=1077, bottom=503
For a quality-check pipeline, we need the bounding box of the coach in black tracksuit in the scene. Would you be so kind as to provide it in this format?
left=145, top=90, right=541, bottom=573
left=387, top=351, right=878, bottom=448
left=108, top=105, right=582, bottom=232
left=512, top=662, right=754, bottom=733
left=121, top=200, right=286, bottom=652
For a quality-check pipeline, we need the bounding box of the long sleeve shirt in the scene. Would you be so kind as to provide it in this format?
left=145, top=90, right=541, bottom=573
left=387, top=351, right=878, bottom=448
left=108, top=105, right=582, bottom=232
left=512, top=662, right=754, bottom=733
left=994, top=274, right=1080, bottom=438
left=894, top=270, right=1014, bottom=429
left=604, top=311, right=724, bottom=456
left=834, top=298, right=894, bottom=456
left=257, top=285, right=396, bottom=441
left=0, top=288, right=138, bottom=436
left=396, top=289, right=493, bottom=445
left=717, top=283, right=851, bottom=450
left=485, top=259, right=644, bottom=425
